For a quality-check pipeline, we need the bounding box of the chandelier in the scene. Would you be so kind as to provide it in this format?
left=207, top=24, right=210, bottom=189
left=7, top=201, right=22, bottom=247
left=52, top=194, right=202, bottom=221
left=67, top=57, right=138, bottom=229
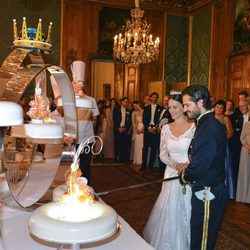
left=113, top=0, right=160, bottom=67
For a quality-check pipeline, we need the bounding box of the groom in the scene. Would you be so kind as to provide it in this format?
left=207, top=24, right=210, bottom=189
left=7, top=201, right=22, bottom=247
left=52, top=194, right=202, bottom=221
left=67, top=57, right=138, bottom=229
left=180, top=85, right=228, bottom=250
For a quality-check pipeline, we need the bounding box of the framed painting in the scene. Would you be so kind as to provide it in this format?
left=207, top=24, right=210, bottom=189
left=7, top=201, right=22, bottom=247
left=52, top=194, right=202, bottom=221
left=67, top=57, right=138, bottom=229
left=234, top=0, right=250, bottom=51
left=98, top=7, right=130, bottom=57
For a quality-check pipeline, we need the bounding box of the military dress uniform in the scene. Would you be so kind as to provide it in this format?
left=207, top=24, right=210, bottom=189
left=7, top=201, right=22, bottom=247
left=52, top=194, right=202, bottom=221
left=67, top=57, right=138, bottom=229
left=180, top=112, right=228, bottom=250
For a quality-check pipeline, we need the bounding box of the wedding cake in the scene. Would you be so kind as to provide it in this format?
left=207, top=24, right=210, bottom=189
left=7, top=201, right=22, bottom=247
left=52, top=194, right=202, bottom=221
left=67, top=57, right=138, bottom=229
left=24, top=123, right=63, bottom=139
left=29, top=198, right=118, bottom=244
left=29, top=168, right=118, bottom=244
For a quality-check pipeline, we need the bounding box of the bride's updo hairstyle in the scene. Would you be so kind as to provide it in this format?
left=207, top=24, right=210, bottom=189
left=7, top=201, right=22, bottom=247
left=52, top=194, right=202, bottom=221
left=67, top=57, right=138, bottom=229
left=169, top=93, right=183, bottom=105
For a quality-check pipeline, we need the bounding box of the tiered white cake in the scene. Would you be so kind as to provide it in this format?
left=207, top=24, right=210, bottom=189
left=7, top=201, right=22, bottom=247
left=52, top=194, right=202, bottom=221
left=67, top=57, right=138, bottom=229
left=24, top=123, right=63, bottom=139
left=29, top=181, right=118, bottom=244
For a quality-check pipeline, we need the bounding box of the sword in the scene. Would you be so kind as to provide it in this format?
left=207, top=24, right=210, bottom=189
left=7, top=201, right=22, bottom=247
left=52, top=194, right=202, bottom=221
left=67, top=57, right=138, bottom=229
left=96, top=175, right=179, bottom=196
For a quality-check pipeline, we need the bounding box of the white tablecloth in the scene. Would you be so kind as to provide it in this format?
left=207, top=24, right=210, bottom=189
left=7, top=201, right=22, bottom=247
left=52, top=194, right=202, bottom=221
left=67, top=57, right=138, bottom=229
left=0, top=205, right=154, bottom=250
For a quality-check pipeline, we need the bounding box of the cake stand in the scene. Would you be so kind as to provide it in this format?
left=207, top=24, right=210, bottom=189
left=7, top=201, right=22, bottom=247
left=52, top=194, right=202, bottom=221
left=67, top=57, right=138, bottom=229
left=29, top=200, right=120, bottom=250
left=0, top=48, right=78, bottom=209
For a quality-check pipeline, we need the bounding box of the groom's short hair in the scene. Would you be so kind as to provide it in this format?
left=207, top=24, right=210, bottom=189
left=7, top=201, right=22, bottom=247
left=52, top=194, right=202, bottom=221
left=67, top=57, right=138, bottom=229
left=182, top=85, right=212, bottom=110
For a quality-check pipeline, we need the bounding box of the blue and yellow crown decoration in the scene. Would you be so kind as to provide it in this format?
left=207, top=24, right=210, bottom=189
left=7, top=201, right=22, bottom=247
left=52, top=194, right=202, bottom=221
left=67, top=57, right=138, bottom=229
left=13, top=17, right=52, bottom=51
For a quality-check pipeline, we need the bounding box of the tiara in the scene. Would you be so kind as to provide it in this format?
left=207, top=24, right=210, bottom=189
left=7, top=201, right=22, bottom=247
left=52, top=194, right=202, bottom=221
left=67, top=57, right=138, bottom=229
left=13, top=17, right=52, bottom=52
left=170, top=90, right=182, bottom=95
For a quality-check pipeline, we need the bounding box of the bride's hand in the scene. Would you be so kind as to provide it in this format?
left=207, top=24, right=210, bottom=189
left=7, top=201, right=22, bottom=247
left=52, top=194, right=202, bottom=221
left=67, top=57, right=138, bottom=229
left=175, top=163, right=188, bottom=172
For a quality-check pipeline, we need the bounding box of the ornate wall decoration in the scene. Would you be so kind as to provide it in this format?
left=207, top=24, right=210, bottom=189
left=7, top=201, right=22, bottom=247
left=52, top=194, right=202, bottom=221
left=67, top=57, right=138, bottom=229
left=98, top=6, right=130, bottom=57
left=165, top=15, right=189, bottom=84
left=15, top=0, right=51, bottom=11
left=234, top=0, right=250, bottom=52
left=190, top=8, right=211, bottom=86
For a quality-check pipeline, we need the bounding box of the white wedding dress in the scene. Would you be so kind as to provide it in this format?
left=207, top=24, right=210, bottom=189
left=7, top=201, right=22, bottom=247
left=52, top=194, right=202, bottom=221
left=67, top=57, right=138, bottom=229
left=143, top=123, right=196, bottom=250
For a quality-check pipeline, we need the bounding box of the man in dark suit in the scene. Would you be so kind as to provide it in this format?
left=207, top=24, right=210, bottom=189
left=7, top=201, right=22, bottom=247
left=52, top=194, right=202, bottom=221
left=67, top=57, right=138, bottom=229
left=140, top=92, right=163, bottom=171
left=113, top=97, right=132, bottom=163
left=180, top=85, right=227, bottom=250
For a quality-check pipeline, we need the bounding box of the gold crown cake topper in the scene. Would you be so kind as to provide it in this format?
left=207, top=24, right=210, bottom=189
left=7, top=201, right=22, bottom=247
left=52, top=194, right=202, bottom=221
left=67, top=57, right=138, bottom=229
left=13, top=17, right=52, bottom=51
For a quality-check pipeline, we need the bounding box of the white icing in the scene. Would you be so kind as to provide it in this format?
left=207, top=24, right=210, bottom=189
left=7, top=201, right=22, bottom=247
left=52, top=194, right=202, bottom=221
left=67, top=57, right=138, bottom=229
left=24, top=123, right=63, bottom=139
left=29, top=200, right=118, bottom=244
left=0, top=102, right=23, bottom=126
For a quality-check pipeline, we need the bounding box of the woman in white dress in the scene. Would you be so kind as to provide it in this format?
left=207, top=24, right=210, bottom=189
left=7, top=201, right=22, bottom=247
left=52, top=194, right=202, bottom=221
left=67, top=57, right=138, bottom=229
left=236, top=103, right=250, bottom=203
left=132, top=102, right=144, bottom=165
left=143, top=94, right=196, bottom=250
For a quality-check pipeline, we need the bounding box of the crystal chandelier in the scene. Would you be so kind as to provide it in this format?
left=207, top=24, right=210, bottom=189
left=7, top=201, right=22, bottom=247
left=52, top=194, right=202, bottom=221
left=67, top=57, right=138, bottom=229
left=113, top=0, right=160, bottom=67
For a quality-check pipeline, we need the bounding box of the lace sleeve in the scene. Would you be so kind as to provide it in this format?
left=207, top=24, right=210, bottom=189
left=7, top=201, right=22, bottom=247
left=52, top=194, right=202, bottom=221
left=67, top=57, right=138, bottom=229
left=159, top=125, right=177, bottom=169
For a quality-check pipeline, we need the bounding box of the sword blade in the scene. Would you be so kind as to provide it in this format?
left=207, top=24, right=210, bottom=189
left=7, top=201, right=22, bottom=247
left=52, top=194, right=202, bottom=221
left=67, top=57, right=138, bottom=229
left=96, top=175, right=179, bottom=196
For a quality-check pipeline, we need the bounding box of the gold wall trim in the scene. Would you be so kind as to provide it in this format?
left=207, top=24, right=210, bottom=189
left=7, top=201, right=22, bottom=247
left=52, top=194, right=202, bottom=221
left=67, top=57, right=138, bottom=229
left=208, top=6, right=214, bottom=91
left=162, top=13, right=167, bottom=95
left=187, top=16, right=193, bottom=86
left=60, top=0, right=64, bottom=66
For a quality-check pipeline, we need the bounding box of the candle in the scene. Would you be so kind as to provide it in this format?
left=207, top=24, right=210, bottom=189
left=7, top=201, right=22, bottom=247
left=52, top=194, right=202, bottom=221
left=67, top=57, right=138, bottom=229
left=114, top=35, right=118, bottom=44
left=149, top=34, right=152, bottom=43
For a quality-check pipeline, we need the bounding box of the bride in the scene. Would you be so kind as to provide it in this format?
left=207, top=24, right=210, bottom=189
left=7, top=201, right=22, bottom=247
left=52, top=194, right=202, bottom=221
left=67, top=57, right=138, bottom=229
left=143, top=93, right=196, bottom=250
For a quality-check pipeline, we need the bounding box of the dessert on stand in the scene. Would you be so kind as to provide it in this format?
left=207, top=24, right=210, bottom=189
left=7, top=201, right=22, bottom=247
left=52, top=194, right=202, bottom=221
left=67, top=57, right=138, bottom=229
left=29, top=140, right=119, bottom=250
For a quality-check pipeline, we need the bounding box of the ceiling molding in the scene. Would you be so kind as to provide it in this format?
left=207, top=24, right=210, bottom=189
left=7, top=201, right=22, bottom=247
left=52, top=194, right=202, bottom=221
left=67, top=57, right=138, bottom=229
left=87, top=0, right=217, bottom=14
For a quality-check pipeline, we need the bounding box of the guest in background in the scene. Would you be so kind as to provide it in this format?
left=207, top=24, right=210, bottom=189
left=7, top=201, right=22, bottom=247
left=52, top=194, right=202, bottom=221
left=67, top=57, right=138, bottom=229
left=140, top=92, right=163, bottom=171
left=113, top=97, right=132, bottom=163
left=236, top=102, right=250, bottom=203
left=94, top=100, right=106, bottom=159
left=230, top=99, right=249, bottom=181
left=214, top=99, right=235, bottom=199
left=157, top=94, right=173, bottom=175
left=210, top=95, right=216, bottom=111
left=95, top=100, right=106, bottom=136
left=238, top=90, right=249, bottom=102
left=144, top=94, right=151, bottom=107
left=132, top=101, right=144, bottom=165
left=225, top=99, right=234, bottom=116
left=103, top=98, right=117, bottom=159
left=130, top=101, right=139, bottom=162
left=158, top=95, right=172, bottom=124
left=234, top=90, right=249, bottom=116
left=225, top=99, right=235, bottom=123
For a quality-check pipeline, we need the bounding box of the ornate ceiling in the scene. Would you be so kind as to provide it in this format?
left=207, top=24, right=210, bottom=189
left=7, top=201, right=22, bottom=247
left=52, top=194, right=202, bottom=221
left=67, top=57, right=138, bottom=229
left=87, top=0, right=216, bottom=13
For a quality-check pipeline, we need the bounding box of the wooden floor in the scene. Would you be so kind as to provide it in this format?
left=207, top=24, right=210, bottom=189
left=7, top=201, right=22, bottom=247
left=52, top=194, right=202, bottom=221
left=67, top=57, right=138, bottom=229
left=91, top=160, right=250, bottom=250
left=219, top=201, right=250, bottom=249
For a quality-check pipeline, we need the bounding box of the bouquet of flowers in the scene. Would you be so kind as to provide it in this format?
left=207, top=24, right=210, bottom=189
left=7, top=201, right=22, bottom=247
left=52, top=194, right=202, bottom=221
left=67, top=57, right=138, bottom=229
left=27, top=87, right=50, bottom=120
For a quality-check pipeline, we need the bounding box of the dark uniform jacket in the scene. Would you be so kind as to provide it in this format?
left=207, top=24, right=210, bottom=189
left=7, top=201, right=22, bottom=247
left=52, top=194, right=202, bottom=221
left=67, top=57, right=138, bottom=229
left=182, top=112, right=226, bottom=188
